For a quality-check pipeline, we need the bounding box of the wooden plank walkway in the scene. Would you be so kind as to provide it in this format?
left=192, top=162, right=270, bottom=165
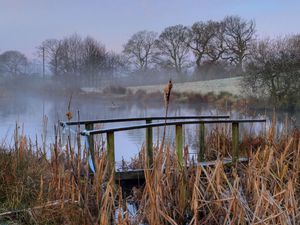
left=60, top=115, right=265, bottom=182
left=115, top=157, right=249, bottom=181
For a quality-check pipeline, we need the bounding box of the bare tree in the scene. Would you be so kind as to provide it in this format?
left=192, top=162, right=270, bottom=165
left=123, top=30, right=157, bottom=71
left=39, top=39, right=64, bottom=76
left=0, top=50, right=28, bottom=76
left=155, top=25, right=191, bottom=75
left=223, top=16, right=255, bottom=71
left=188, top=21, right=222, bottom=70
left=105, top=52, right=127, bottom=78
left=244, top=36, right=300, bottom=109
left=39, top=34, right=109, bottom=78
left=206, top=21, right=227, bottom=63
left=82, top=36, right=106, bottom=77
left=62, top=33, right=84, bottom=76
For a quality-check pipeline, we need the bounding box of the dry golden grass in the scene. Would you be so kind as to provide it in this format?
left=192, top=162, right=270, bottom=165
left=0, top=119, right=299, bottom=224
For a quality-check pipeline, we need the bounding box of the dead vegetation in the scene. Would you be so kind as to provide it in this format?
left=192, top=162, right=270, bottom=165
left=0, top=118, right=299, bottom=224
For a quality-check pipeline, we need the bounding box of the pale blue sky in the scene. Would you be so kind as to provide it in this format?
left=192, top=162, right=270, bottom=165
left=0, top=0, right=299, bottom=57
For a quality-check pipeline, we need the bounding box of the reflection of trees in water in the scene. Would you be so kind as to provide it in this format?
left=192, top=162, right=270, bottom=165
left=0, top=97, right=30, bottom=118
left=0, top=94, right=299, bottom=151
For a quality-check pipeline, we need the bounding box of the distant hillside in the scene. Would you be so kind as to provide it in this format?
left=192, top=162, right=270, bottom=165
left=127, top=77, right=243, bottom=96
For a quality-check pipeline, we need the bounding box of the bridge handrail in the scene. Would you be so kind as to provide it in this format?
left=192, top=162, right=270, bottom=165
left=60, top=116, right=267, bottom=175
left=81, top=119, right=267, bottom=136
left=60, top=115, right=230, bottom=126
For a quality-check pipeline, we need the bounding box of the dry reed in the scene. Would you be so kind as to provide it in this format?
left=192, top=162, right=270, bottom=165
left=0, top=117, right=299, bottom=224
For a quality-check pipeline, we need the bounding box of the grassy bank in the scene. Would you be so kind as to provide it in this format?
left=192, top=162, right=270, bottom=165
left=126, top=77, right=243, bottom=96
left=0, top=121, right=299, bottom=224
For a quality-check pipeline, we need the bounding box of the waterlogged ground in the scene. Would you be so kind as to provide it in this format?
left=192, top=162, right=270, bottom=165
left=0, top=94, right=298, bottom=164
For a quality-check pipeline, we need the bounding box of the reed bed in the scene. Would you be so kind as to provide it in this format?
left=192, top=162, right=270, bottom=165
left=0, top=119, right=299, bottom=224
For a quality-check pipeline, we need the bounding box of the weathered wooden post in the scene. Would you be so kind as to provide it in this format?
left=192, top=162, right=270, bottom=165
left=85, top=123, right=95, bottom=169
left=176, top=124, right=183, bottom=165
left=232, top=122, right=239, bottom=163
left=198, top=122, right=205, bottom=162
left=107, top=131, right=115, bottom=176
left=145, top=119, right=153, bottom=168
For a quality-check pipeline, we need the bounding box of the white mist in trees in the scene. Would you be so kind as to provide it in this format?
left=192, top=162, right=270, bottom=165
left=123, top=30, right=157, bottom=72
left=39, top=39, right=64, bottom=76
left=104, top=52, right=128, bottom=78
left=0, top=51, right=28, bottom=77
left=39, top=34, right=124, bottom=78
left=155, top=25, right=191, bottom=75
left=244, top=35, right=300, bottom=109
left=82, top=36, right=106, bottom=77
left=223, top=16, right=255, bottom=71
left=61, top=34, right=84, bottom=76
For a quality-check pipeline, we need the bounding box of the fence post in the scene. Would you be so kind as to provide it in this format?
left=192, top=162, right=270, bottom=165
left=85, top=123, right=95, bottom=170
left=145, top=119, right=153, bottom=168
left=232, top=122, right=239, bottom=163
left=198, top=122, right=205, bottom=162
left=107, top=131, right=115, bottom=177
left=176, top=124, right=183, bottom=165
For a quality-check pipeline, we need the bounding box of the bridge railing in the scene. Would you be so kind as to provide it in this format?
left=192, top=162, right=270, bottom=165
left=60, top=115, right=230, bottom=168
left=60, top=117, right=266, bottom=175
left=60, top=115, right=230, bottom=126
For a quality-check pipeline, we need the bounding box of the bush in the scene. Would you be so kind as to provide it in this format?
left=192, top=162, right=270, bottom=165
left=102, top=85, right=127, bottom=95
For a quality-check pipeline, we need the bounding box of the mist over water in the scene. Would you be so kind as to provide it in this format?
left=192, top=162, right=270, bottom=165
left=0, top=92, right=298, bottom=164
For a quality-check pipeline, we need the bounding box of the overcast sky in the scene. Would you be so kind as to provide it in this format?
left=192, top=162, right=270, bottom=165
left=0, top=0, right=299, bottom=57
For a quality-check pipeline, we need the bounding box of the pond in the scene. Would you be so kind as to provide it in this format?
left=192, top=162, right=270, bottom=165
left=0, top=94, right=298, bottom=164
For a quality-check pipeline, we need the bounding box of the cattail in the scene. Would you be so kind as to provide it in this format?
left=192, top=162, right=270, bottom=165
left=161, top=79, right=173, bottom=150
left=66, top=94, right=73, bottom=121
left=163, top=79, right=173, bottom=107
left=66, top=111, right=73, bottom=121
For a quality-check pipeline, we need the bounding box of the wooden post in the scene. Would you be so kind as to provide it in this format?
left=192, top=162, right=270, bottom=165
left=85, top=123, right=95, bottom=170
left=198, top=122, right=205, bottom=162
left=232, top=122, right=239, bottom=163
left=176, top=124, right=183, bottom=165
left=145, top=119, right=153, bottom=168
left=107, top=131, right=115, bottom=176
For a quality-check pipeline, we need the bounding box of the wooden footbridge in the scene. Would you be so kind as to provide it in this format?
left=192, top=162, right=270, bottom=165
left=60, top=115, right=266, bottom=182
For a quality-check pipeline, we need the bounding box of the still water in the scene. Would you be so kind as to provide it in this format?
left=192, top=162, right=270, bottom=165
left=0, top=94, right=298, bottom=163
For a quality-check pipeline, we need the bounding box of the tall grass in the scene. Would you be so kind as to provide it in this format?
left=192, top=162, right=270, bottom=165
left=0, top=80, right=298, bottom=224
left=0, top=118, right=299, bottom=224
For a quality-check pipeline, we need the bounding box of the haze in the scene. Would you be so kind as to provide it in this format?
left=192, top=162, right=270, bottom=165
left=1, top=0, right=300, bottom=56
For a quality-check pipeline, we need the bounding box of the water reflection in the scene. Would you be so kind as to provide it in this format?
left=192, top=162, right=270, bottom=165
left=0, top=94, right=298, bottom=163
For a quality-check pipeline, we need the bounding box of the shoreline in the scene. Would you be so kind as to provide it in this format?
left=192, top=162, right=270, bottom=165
left=126, top=76, right=244, bottom=96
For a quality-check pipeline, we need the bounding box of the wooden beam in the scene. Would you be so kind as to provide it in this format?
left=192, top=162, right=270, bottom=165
left=198, top=122, right=205, bottom=162
left=107, top=131, right=115, bottom=177
left=232, top=122, right=239, bottom=164
left=145, top=119, right=153, bottom=168
left=176, top=124, right=183, bottom=165
left=63, top=115, right=230, bottom=126
left=82, top=119, right=266, bottom=135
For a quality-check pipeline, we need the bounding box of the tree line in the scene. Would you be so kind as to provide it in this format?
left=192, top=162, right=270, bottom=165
left=0, top=15, right=299, bottom=108
left=0, top=15, right=256, bottom=79
left=123, top=15, right=255, bottom=79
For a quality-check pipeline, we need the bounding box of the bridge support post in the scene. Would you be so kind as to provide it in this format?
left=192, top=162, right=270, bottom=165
left=107, top=131, right=115, bottom=177
left=232, top=122, right=239, bottom=163
left=198, top=122, right=205, bottom=162
left=176, top=124, right=183, bottom=165
left=85, top=123, right=95, bottom=170
left=145, top=119, right=153, bottom=168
